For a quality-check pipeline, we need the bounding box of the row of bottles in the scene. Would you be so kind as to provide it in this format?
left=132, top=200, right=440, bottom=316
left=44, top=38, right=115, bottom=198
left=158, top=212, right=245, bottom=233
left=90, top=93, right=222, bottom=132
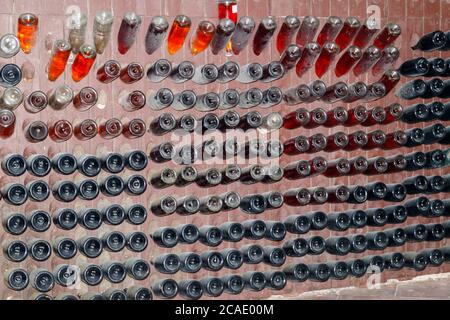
left=4, top=243, right=450, bottom=297
left=396, top=78, right=450, bottom=100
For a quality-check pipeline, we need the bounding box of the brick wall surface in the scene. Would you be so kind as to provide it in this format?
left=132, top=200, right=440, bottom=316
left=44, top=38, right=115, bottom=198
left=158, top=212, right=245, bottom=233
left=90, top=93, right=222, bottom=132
left=0, top=0, right=449, bottom=300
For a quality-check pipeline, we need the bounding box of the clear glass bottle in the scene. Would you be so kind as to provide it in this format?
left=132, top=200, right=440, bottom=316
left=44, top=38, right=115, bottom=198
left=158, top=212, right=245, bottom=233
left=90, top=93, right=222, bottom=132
left=67, top=12, right=87, bottom=54
left=93, top=11, right=113, bottom=54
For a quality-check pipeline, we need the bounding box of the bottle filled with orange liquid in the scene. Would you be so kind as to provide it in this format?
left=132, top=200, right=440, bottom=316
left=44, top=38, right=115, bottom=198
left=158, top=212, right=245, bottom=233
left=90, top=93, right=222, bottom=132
left=72, top=44, right=97, bottom=82
left=218, top=0, right=238, bottom=56
left=47, top=39, right=71, bottom=81
left=190, top=21, right=215, bottom=56
left=167, top=15, right=191, bottom=55
left=17, top=13, right=38, bottom=54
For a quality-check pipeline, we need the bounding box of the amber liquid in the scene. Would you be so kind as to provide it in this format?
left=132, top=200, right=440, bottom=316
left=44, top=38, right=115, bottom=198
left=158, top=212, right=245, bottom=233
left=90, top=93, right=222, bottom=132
left=48, top=46, right=71, bottom=81
left=167, top=20, right=191, bottom=55
left=17, top=14, right=38, bottom=54
left=72, top=50, right=96, bottom=82
left=191, top=23, right=215, bottom=55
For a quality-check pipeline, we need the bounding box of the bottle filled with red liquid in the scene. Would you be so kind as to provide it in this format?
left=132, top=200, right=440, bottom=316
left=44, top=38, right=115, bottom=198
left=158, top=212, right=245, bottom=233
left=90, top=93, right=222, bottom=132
left=253, top=16, right=277, bottom=56
left=324, top=132, right=349, bottom=152
left=304, top=108, right=327, bottom=129
left=74, top=119, right=98, bottom=141
left=345, top=130, right=368, bottom=151
left=353, top=18, right=379, bottom=49
left=335, top=46, right=362, bottom=77
left=383, top=103, right=403, bottom=124
left=364, top=130, right=386, bottom=150
left=24, top=91, right=48, bottom=114
left=373, top=23, right=401, bottom=50
left=96, top=60, right=121, bottom=83
left=99, top=118, right=123, bottom=139
left=122, top=118, right=147, bottom=139
left=47, top=39, right=71, bottom=81
left=296, top=16, right=319, bottom=46
left=117, top=12, right=142, bottom=54
left=284, top=135, right=310, bottom=155
left=317, top=16, right=343, bottom=46
left=48, top=119, right=73, bottom=142
left=378, top=69, right=401, bottom=95
left=383, top=130, right=407, bottom=150
left=119, top=62, right=144, bottom=84
left=283, top=108, right=310, bottom=129
left=72, top=44, right=96, bottom=82
left=73, top=87, right=98, bottom=112
left=167, top=15, right=192, bottom=55
left=353, top=45, right=381, bottom=77
left=324, top=107, right=348, bottom=127
left=334, top=17, right=361, bottom=50
left=17, top=13, right=38, bottom=54
left=0, top=109, right=15, bottom=138
left=276, top=16, right=300, bottom=55
left=345, top=105, right=368, bottom=126
left=372, top=45, right=400, bottom=76
left=315, top=42, right=339, bottom=78
left=295, top=42, right=321, bottom=78
left=362, top=106, right=386, bottom=127
left=343, top=82, right=368, bottom=103
left=190, top=20, right=215, bottom=56
left=280, top=44, right=302, bottom=71
left=218, top=0, right=238, bottom=55
left=324, top=158, right=351, bottom=178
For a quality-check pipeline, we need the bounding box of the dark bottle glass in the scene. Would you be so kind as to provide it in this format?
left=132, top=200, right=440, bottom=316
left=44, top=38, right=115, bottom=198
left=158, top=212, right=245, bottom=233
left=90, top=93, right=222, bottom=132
left=99, top=175, right=124, bottom=197
left=159, top=233, right=185, bottom=259
left=284, top=215, right=311, bottom=235
left=263, top=190, right=284, bottom=209
left=264, top=221, right=287, bottom=241
left=149, top=113, right=176, bottom=136
left=425, top=199, right=446, bottom=217
left=424, top=58, right=446, bottom=77
left=412, top=30, right=447, bottom=51
left=348, top=210, right=368, bottom=229
left=403, top=175, right=428, bottom=194
left=264, top=271, right=287, bottom=291
left=307, top=235, right=326, bottom=255
left=296, top=15, right=320, bottom=46
left=222, top=275, right=245, bottom=295
left=126, top=232, right=148, bottom=252
left=421, top=78, right=445, bottom=99
left=2, top=153, right=26, bottom=176
left=125, top=204, right=147, bottom=225
left=175, top=166, right=198, bottom=187
left=3, top=240, right=28, bottom=262
left=199, top=277, right=224, bottom=298
left=169, top=61, right=195, bottom=83
left=243, top=272, right=266, bottom=292
left=179, top=280, right=203, bottom=300
left=404, top=196, right=430, bottom=217
left=51, top=180, right=77, bottom=202
left=124, top=174, right=147, bottom=196
left=102, top=261, right=126, bottom=284
left=52, top=208, right=77, bottom=230
left=201, top=251, right=225, bottom=272
left=218, top=61, right=240, bottom=82
left=366, top=208, right=388, bottom=227
left=4, top=268, right=29, bottom=291
left=323, top=158, right=351, bottom=177
left=384, top=227, right=407, bottom=247
left=146, top=59, right=172, bottom=82
left=151, top=168, right=177, bottom=189
left=424, top=223, right=445, bottom=241
left=325, top=236, right=351, bottom=256
left=28, top=239, right=52, bottom=261
left=426, top=175, right=446, bottom=194
left=342, top=82, right=367, bottom=103
left=261, top=61, right=285, bottom=82
left=177, top=224, right=199, bottom=244
left=219, top=89, right=240, bottom=110
left=241, top=244, right=264, bottom=264
left=403, top=252, right=429, bottom=271
left=221, top=248, right=244, bottom=270
left=26, top=180, right=50, bottom=202
left=384, top=184, right=407, bottom=202
left=422, top=249, right=444, bottom=267
left=262, top=246, right=286, bottom=267
left=422, top=123, right=446, bottom=144
left=100, top=152, right=124, bottom=174
left=176, top=196, right=200, bottom=215
left=198, top=226, right=223, bottom=247
left=243, top=219, right=267, bottom=240
left=150, top=196, right=177, bottom=216
left=366, top=182, right=387, bottom=201
left=253, top=16, right=277, bottom=55
left=283, top=188, right=311, bottom=207
left=366, top=231, right=389, bottom=250
left=125, top=150, right=148, bottom=171
left=283, top=238, right=309, bottom=257
left=240, top=194, right=267, bottom=214
left=284, top=263, right=310, bottom=282
left=327, top=212, right=351, bottom=231
left=425, top=149, right=447, bottom=169
left=53, top=237, right=77, bottom=259
left=308, top=264, right=331, bottom=282
left=201, top=113, right=220, bottom=133
left=348, top=234, right=368, bottom=253
left=280, top=44, right=302, bottom=71
left=126, top=286, right=153, bottom=301
left=399, top=57, right=430, bottom=77
left=153, top=253, right=181, bottom=274
left=179, top=252, right=202, bottom=273
left=383, top=252, right=405, bottom=270
left=220, top=222, right=244, bottom=243
left=101, top=231, right=126, bottom=252
left=79, top=263, right=103, bottom=286
left=149, top=142, right=174, bottom=163
left=76, top=179, right=99, bottom=201
left=404, top=224, right=428, bottom=242
left=401, top=103, right=430, bottom=124
left=405, top=151, right=427, bottom=171
left=26, top=154, right=51, bottom=177
left=24, top=120, right=48, bottom=143
left=396, top=79, right=427, bottom=100
left=50, top=153, right=76, bottom=175
left=347, top=185, right=368, bottom=204
left=78, top=208, right=102, bottom=230
left=321, top=82, right=348, bottom=103
left=77, top=154, right=101, bottom=177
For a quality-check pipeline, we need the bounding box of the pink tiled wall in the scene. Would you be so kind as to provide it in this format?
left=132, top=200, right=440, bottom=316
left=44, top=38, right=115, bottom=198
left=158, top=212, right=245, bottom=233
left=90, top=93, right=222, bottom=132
left=0, top=0, right=449, bottom=300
